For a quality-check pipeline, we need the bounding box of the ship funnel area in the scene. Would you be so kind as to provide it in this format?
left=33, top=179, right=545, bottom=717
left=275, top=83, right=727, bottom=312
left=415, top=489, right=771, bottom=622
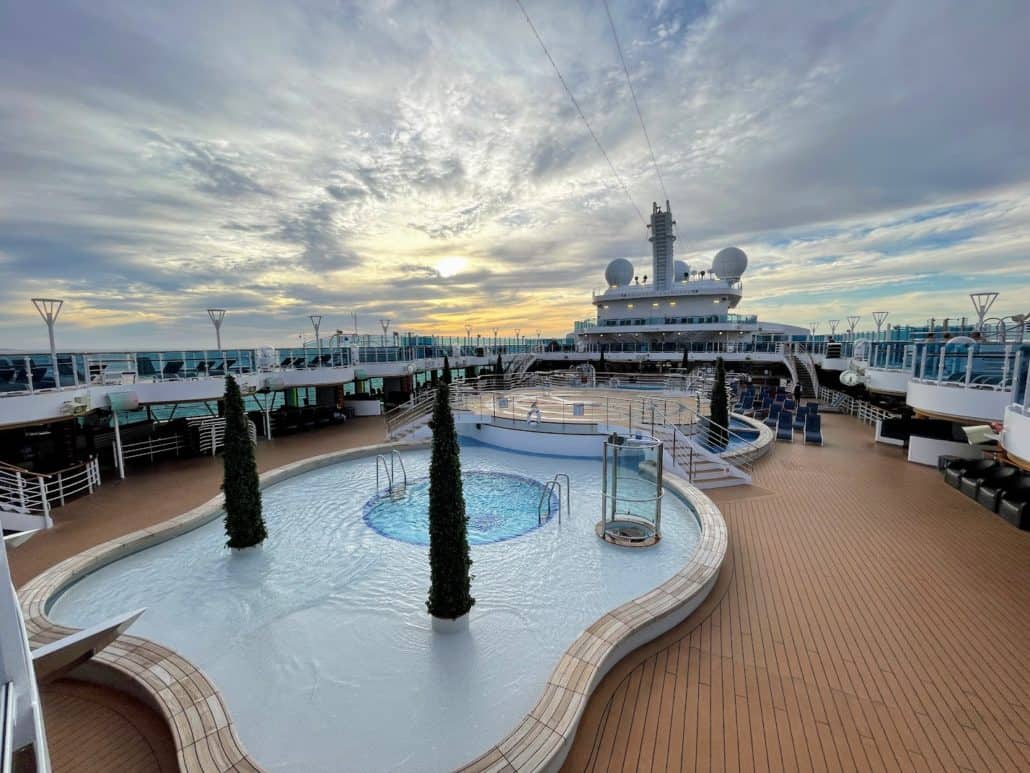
left=648, top=201, right=676, bottom=289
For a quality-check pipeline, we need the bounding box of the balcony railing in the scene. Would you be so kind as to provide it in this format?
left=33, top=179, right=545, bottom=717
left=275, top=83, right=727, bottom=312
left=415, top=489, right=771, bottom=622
left=910, top=341, right=1025, bottom=391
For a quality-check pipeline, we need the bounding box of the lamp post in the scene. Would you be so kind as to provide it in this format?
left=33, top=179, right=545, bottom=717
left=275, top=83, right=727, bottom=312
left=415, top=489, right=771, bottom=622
left=207, top=309, right=226, bottom=366
left=309, top=315, right=322, bottom=367
left=515, top=328, right=521, bottom=351
left=465, top=322, right=472, bottom=351
left=872, top=311, right=889, bottom=341
left=379, top=318, right=390, bottom=346
left=969, top=292, right=999, bottom=333
left=847, top=315, right=861, bottom=341
left=808, top=321, right=818, bottom=351
left=32, top=298, right=64, bottom=385
left=493, top=327, right=499, bottom=352
left=828, top=319, right=839, bottom=337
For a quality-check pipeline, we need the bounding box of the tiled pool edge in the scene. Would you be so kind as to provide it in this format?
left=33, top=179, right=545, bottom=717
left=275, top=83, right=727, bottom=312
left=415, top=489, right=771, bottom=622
left=19, top=442, right=726, bottom=773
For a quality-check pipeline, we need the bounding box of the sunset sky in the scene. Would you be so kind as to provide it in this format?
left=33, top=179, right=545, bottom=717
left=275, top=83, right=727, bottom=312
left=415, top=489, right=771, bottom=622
left=1, top=0, right=1028, bottom=349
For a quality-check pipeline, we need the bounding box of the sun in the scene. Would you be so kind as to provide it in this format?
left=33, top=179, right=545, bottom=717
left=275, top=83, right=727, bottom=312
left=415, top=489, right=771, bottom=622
left=434, top=256, right=468, bottom=278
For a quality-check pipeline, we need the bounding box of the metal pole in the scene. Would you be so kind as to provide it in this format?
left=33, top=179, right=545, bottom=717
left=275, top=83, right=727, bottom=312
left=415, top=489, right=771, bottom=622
left=112, top=409, right=125, bottom=480
left=310, top=315, right=322, bottom=367
left=32, top=298, right=64, bottom=388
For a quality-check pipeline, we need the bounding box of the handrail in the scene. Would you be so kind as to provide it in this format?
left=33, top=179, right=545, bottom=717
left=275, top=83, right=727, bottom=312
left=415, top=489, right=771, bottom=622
left=1, top=681, right=13, bottom=773
left=390, top=450, right=407, bottom=491
left=538, top=479, right=561, bottom=525
left=375, top=454, right=393, bottom=495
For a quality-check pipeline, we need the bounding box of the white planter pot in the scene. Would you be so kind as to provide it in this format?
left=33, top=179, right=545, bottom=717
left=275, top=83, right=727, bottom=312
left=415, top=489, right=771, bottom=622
left=431, top=612, right=470, bottom=634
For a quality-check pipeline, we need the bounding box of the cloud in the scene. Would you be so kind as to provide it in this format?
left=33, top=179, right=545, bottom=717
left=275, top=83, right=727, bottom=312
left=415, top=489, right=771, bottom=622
left=0, top=0, right=1027, bottom=349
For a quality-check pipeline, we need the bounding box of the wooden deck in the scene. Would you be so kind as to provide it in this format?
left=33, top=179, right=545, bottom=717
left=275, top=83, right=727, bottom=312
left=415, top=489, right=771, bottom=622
left=563, top=414, right=1030, bottom=772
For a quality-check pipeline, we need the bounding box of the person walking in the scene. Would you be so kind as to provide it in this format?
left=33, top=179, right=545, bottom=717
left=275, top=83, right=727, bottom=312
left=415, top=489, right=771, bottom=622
left=793, top=381, right=802, bottom=403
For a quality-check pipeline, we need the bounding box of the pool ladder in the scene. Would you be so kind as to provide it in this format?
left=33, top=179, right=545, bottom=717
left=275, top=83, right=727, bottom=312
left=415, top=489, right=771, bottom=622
left=376, top=450, right=408, bottom=497
left=537, top=473, right=570, bottom=525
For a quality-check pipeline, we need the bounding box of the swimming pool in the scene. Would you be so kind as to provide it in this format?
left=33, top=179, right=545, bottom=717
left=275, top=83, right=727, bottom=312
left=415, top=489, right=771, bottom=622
left=49, top=440, right=702, bottom=772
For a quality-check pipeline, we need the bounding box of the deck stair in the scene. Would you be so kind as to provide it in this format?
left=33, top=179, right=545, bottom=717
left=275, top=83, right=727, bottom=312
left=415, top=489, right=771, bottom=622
left=791, top=345, right=820, bottom=397
left=508, top=353, right=537, bottom=377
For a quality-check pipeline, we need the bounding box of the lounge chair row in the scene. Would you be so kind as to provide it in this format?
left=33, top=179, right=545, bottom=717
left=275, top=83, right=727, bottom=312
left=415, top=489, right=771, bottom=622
left=773, top=409, right=823, bottom=444
left=942, top=458, right=1030, bottom=530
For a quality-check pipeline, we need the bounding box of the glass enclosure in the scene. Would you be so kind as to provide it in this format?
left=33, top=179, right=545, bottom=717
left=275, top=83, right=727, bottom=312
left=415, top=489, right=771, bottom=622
left=598, top=432, right=663, bottom=547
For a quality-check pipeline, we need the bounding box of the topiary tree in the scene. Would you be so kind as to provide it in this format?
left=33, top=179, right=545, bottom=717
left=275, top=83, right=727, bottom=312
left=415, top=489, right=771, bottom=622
left=222, top=375, right=267, bottom=549
left=681, top=347, right=690, bottom=371
left=426, top=380, right=474, bottom=621
left=495, top=352, right=504, bottom=376
left=442, top=354, right=452, bottom=384
left=598, top=348, right=606, bottom=371
left=707, top=357, right=729, bottom=449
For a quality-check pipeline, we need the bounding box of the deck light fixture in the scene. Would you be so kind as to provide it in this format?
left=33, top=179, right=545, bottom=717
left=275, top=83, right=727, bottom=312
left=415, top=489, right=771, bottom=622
left=828, top=319, right=839, bottom=336
left=310, top=315, right=323, bottom=366
left=32, top=298, right=64, bottom=383
left=969, top=292, right=999, bottom=333
left=872, top=311, right=889, bottom=340
left=847, top=315, right=861, bottom=340
left=380, top=318, right=391, bottom=346
left=207, top=308, right=226, bottom=351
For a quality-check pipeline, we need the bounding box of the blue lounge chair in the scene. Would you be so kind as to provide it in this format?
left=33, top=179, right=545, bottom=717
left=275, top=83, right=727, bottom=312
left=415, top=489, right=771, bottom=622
left=763, top=404, right=782, bottom=428
left=776, top=411, right=794, bottom=441
left=784, top=398, right=796, bottom=412
left=161, top=360, right=184, bottom=379
left=807, top=402, right=819, bottom=415
left=804, top=414, right=823, bottom=445
left=793, top=405, right=808, bottom=430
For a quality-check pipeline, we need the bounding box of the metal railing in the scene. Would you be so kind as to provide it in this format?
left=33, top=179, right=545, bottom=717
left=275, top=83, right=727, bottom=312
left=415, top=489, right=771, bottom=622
left=818, top=386, right=900, bottom=425
left=0, top=457, right=101, bottom=521
left=120, top=434, right=185, bottom=464
left=190, top=416, right=258, bottom=455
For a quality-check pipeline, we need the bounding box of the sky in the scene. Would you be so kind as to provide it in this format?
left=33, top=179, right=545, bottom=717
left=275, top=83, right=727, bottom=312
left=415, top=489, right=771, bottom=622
left=1, top=0, right=1028, bottom=349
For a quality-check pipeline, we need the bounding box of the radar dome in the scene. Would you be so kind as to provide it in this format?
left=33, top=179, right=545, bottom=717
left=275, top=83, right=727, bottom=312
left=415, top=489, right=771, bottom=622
left=604, top=258, right=634, bottom=287
left=712, top=247, right=748, bottom=280
left=673, top=259, right=690, bottom=282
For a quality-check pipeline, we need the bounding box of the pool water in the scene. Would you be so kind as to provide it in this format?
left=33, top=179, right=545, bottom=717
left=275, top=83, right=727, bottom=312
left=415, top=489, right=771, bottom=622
left=363, top=470, right=557, bottom=545
left=50, top=440, right=702, bottom=772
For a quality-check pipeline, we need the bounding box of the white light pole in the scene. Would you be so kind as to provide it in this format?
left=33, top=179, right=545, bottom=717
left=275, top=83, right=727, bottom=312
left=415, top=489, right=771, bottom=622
left=514, top=328, right=521, bottom=351
left=465, top=322, right=472, bottom=351
left=828, top=319, right=839, bottom=337
left=32, top=298, right=63, bottom=385
left=969, top=292, right=999, bottom=333
left=310, top=315, right=323, bottom=366
left=379, top=318, right=390, bottom=346
left=847, top=315, right=861, bottom=341
left=872, top=311, right=889, bottom=340
left=492, top=327, right=499, bottom=352
left=207, top=308, right=226, bottom=351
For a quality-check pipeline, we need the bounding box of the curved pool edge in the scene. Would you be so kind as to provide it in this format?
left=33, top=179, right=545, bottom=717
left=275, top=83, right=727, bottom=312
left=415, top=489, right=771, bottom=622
left=19, top=439, right=727, bottom=773
left=19, top=439, right=431, bottom=773
left=456, top=472, right=727, bottom=773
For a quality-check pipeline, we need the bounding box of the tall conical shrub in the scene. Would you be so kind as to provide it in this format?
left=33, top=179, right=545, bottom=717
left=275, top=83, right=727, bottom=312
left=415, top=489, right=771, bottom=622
left=442, top=354, right=452, bottom=384
left=598, top=349, right=606, bottom=371
left=426, top=381, right=474, bottom=620
left=681, top=347, right=690, bottom=371
left=707, top=357, right=729, bottom=449
left=495, top=352, right=504, bottom=375
left=223, top=375, right=267, bottom=548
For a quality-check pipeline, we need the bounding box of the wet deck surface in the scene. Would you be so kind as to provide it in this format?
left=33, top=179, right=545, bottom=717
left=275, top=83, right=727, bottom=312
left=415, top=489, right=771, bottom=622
left=562, top=413, right=1030, bottom=772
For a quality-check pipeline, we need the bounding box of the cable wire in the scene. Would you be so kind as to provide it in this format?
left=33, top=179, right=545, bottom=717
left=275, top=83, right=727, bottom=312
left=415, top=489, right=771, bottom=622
left=602, top=0, right=668, bottom=204
left=513, top=0, right=646, bottom=226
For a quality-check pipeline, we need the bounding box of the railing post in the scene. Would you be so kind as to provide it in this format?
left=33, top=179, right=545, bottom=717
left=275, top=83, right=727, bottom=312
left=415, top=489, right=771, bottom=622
left=57, top=470, right=65, bottom=505
left=25, top=355, right=34, bottom=393
left=964, top=347, right=974, bottom=386
left=39, top=477, right=49, bottom=519
left=112, top=409, right=125, bottom=479
left=16, top=471, right=25, bottom=510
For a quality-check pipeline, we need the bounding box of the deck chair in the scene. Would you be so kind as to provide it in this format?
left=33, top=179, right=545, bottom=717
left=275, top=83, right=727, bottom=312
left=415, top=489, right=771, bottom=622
left=784, top=398, right=796, bottom=412
left=161, top=360, right=184, bottom=379
left=807, top=402, right=819, bottom=415
left=793, top=405, right=808, bottom=430
left=975, top=468, right=1023, bottom=512
left=958, top=460, right=1001, bottom=498
left=763, top=404, right=782, bottom=429
left=280, top=356, right=298, bottom=368
left=804, top=414, right=823, bottom=445
left=193, top=360, right=216, bottom=376
left=136, top=356, right=157, bottom=378
left=209, top=359, right=236, bottom=375
left=998, top=483, right=1030, bottom=529
left=776, top=411, right=794, bottom=442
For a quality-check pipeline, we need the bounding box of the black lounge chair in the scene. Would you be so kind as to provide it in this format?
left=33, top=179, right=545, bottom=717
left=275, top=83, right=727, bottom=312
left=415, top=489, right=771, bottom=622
left=193, top=360, right=216, bottom=376
left=161, top=360, right=184, bottom=379
left=136, top=356, right=157, bottom=378
left=793, top=406, right=809, bottom=430
left=952, top=459, right=997, bottom=492
left=280, top=356, right=298, bottom=368
left=976, top=468, right=1024, bottom=512
left=209, top=359, right=236, bottom=375
left=959, top=460, right=1003, bottom=498
left=998, top=485, right=1030, bottom=530
left=804, top=414, right=823, bottom=445
left=943, top=458, right=978, bottom=487
left=776, top=410, right=794, bottom=442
